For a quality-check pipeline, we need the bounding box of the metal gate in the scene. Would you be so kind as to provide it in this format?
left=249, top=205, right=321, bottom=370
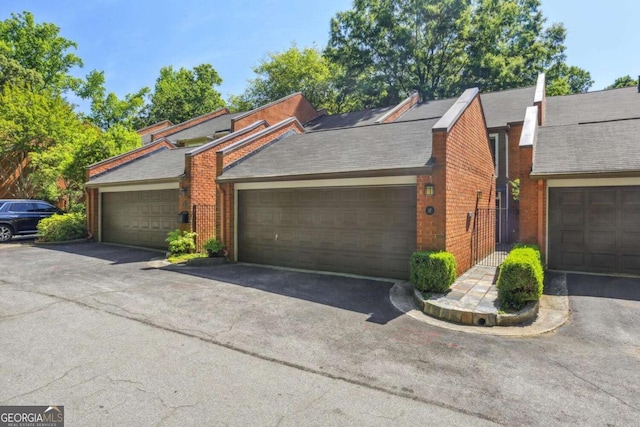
left=473, top=207, right=518, bottom=266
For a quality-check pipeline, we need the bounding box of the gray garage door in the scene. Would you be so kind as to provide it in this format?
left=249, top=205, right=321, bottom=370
left=238, top=186, right=417, bottom=279
left=102, top=189, right=179, bottom=249
left=549, top=186, right=640, bottom=274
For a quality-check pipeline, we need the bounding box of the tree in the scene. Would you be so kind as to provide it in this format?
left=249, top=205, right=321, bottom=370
left=0, top=54, right=44, bottom=88
left=0, top=11, right=83, bottom=93
left=326, top=0, right=592, bottom=106
left=142, top=64, right=226, bottom=125
left=0, top=85, right=82, bottom=199
left=327, top=0, right=472, bottom=106
left=605, top=75, right=638, bottom=90
left=230, top=44, right=348, bottom=114
left=78, top=70, right=149, bottom=130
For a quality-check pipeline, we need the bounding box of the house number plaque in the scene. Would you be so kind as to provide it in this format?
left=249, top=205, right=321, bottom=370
left=425, top=206, right=435, bottom=215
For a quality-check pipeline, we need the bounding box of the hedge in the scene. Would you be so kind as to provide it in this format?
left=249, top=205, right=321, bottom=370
left=37, top=213, right=87, bottom=242
left=410, top=251, right=457, bottom=293
left=496, top=246, right=544, bottom=310
left=166, top=229, right=197, bottom=255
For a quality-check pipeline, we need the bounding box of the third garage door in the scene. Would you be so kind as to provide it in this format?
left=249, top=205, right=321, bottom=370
left=548, top=186, right=640, bottom=274
left=238, top=186, right=416, bottom=279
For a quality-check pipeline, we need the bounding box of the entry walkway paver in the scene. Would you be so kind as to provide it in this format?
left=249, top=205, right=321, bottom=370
left=390, top=267, right=570, bottom=336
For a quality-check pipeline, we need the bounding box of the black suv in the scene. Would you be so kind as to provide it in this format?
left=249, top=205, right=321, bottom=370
left=0, top=199, right=63, bottom=242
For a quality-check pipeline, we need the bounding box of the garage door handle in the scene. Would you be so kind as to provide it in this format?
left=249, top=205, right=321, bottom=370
left=275, top=233, right=278, bottom=241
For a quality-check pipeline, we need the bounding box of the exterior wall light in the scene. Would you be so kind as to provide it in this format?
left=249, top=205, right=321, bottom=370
left=477, top=190, right=483, bottom=200
left=425, top=183, right=435, bottom=196
left=180, top=186, right=188, bottom=196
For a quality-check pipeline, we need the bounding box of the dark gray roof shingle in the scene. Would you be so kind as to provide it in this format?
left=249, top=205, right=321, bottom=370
left=532, top=119, right=640, bottom=176
left=480, top=86, right=535, bottom=128
left=544, top=86, right=640, bottom=127
left=304, top=106, right=394, bottom=131
left=87, top=147, right=189, bottom=185
left=219, top=119, right=438, bottom=181
left=395, top=98, right=457, bottom=122
left=164, top=112, right=243, bottom=144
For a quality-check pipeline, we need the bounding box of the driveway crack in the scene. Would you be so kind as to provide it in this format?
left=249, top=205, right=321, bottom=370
left=1, top=366, right=80, bottom=404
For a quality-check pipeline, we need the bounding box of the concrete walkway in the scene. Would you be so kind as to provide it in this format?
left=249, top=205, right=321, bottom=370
left=390, top=266, right=570, bottom=336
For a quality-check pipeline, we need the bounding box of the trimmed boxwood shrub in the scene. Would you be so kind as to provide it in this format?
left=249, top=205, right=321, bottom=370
left=37, top=212, right=87, bottom=242
left=496, top=247, right=544, bottom=310
left=410, top=251, right=457, bottom=293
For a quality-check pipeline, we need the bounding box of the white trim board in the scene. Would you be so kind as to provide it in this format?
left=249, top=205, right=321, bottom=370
left=547, top=178, right=640, bottom=188
left=98, top=182, right=179, bottom=193
left=234, top=176, right=417, bottom=191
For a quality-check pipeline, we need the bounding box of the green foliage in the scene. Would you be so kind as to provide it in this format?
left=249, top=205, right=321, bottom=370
left=231, top=44, right=348, bottom=114
left=326, top=0, right=592, bottom=107
left=142, top=64, right=226, bottom=126
left=37, top=212, right=87, bottom=242
left=166, top=229, right=197, bottom=255
left=497, top=247, right=544, bottom=310
left=203, top=238, right=225, bottom=257
left=0, top=54, right=44, bottom=88
left=410, top=251, right=457, bottom=293
left=78, top=70, right=149, bottom=130
left=0, top=11, right=83, bottom=93
left=605, top=75, right=638, bottom=90
left=167, top=253, right=207, bottom=264
left=509, top=178, right=520, bottom=201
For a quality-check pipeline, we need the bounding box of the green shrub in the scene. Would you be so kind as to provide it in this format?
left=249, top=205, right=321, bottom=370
left=37, top=213, right=87, bottom=242
left=203, top=238, right=225, bottom=257
left=511, top=243, right=542, bottom=262
left=497, top=247, right=544, bottom=310
left=166, top=229, right=197, bottom=255
left=410, top=251, right=457, bottom=293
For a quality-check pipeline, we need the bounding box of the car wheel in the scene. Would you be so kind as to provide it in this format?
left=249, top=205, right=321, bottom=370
left=0, top=225, right=13, bottom=243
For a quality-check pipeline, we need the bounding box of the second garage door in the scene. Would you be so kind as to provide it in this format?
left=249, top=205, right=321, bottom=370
left=548, top=186, right=640, bottom=274
left=102, top=189, right=179, bottom=250
left=238, top=186, right=417, bottom=279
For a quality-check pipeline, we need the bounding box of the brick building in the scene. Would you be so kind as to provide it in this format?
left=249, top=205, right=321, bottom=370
left=85, top=76, right=640, bottom=278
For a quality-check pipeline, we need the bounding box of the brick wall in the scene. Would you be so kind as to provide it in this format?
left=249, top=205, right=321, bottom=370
left=517, top=146, right=538, bottom=245
left=85, top=188, right=99, bottom=240
left=217, top=182, right=235, bottom=260
left=442, top=96, right=496, bottom=275
left=183, top=122, right=269, bottom=249
left=87, top=140, right=173, bottom=179
left=381, top=92, right=420, bottom=123
left=231, top=93, right=320, bottom=131
left=137, top=120, right=173, bottom=136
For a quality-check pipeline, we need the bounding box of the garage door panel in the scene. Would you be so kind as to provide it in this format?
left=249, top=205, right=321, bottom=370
left=549, top=186, right=640, bottom=274
left=238, top=186, right=416, bottom=279
left=102, top=189, right=178, bottom=250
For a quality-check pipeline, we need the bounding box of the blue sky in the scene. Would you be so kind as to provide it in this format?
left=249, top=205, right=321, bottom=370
left=1, top=0, right=638, bottom=109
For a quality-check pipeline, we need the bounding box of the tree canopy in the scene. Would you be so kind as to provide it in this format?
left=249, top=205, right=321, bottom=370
left=326, top=0, right=592, bottom=107
left=141, top=64, right=226, bottom=126
left=0, top=11, right=83, bottom=93
left=230, top=44, right=350, bottom=114
left=605, top=75, right=638, bottom=90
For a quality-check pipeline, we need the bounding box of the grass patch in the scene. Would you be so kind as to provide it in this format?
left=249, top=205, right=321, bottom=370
left=167, top=253, right=207, bottom=264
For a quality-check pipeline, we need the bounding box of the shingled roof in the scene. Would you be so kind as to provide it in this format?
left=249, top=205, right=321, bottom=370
left=86, top=147, right=188, bottom=186
left=218, top=118, right=438, bottom=182
left=532, top=87, right=640, bottom=177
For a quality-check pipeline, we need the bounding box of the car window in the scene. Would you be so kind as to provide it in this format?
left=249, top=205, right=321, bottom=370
left=35, top=203, right=59, bottom=213
left=10, top=202, right=36, bottom=212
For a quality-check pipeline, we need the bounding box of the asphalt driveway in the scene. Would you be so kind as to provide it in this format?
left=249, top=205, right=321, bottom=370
left=1, top=242, right=639, bottom=426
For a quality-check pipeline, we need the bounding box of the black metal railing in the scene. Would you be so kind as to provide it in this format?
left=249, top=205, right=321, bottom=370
left=473, top=207, right=518, bottom=267
left=191, top=204, right=216, bottom=251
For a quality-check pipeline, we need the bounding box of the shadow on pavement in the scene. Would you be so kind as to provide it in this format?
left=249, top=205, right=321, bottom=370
left=35, top=242, right=163, bottom=265
left=565, top=272, right=640, bottom=301
left=164, top=263, right=402, bottom=325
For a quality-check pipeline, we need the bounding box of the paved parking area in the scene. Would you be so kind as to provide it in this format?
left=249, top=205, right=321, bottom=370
left=1, top=242, right=639, bottom=425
